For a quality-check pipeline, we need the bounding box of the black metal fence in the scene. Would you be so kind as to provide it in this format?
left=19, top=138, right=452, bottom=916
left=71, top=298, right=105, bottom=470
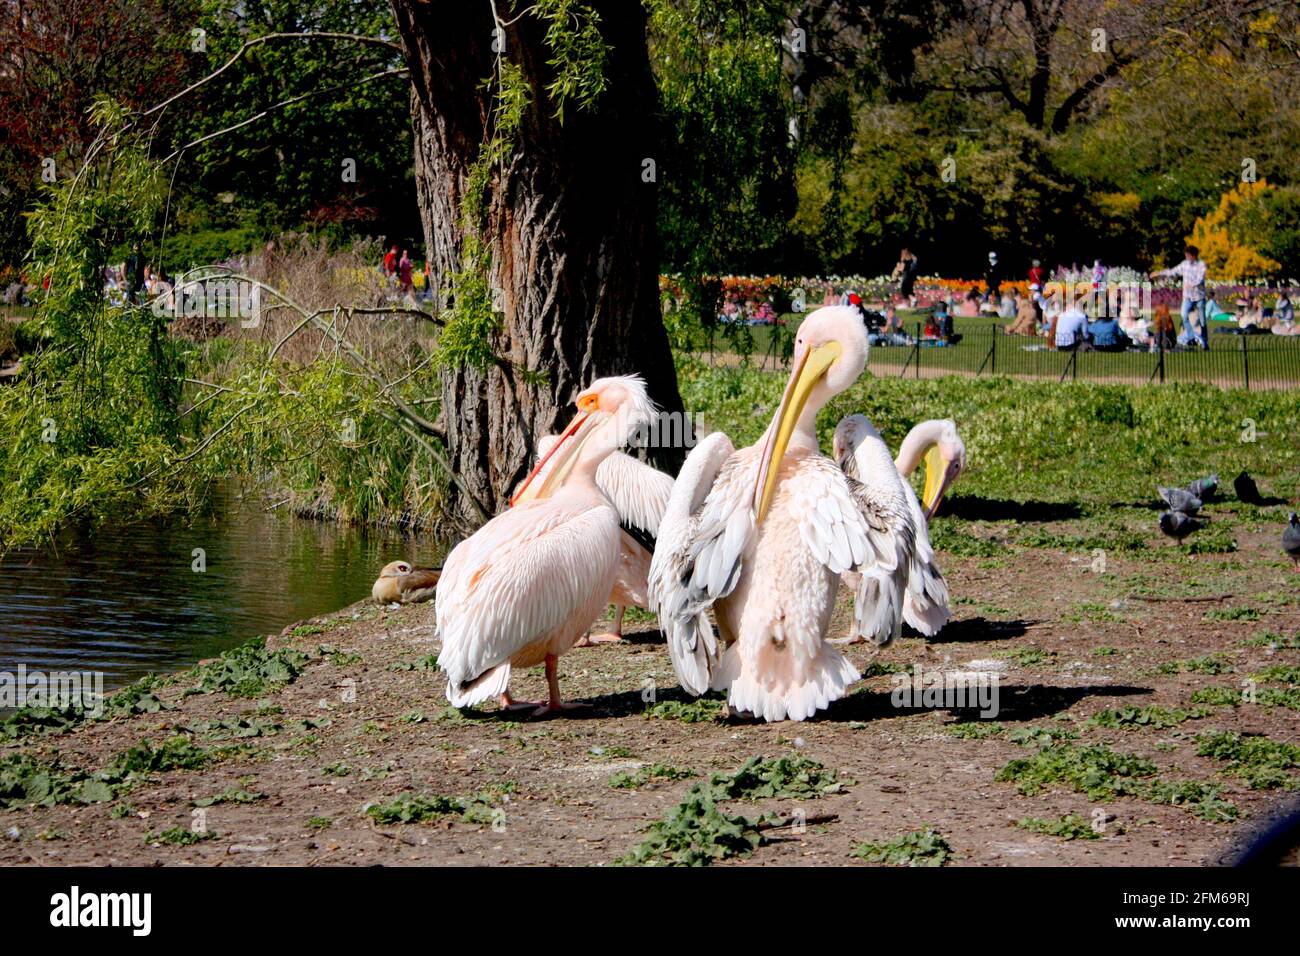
left=872, top=323, right=1300, bottom=390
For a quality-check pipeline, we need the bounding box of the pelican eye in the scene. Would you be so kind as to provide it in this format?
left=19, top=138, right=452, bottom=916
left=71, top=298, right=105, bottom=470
left=577, top=394, right=600, bottom=412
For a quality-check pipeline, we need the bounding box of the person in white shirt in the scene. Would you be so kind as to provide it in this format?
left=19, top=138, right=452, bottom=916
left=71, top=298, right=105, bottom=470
left=1153, top=245, right=1209, bottom=349
left=1055, top=305, right=1088, bottom=350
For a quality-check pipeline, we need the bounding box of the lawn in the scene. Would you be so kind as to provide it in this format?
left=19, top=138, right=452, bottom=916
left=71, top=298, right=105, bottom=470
left=699, top=310, right=1300, bottom=390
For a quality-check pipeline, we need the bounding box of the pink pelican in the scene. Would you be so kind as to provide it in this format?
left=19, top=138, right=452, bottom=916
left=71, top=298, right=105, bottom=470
left=437, top=375, right=656, bottom=716
left=648, top=306, right=917, bottom=721
left=894, top=419, right=966, bottom=520
left=833, top=416, right=950, bottom=640
left=526, top=434, right=674, bottom=644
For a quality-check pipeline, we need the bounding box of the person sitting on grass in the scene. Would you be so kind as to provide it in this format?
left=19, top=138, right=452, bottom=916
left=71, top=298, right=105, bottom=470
left=1151, top=303, right=1176, bottom=350
left=1054, top=302, right=1088, bottom=351
left=923, top=314, right=942, bottom=340
left=1007, top=295, right=1038, bottom=336
left=1086, top=312, right=1130, bottom=352
left=1271, top=292, right=1299, bottom=335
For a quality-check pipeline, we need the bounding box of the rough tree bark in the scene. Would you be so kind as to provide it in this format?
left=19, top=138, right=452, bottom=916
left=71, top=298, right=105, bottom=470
left=390, top=0, right=685, bottom=533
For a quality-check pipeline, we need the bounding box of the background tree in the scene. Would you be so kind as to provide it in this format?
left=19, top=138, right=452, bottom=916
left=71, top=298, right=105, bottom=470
left=389, top=0, right=684, bottom=529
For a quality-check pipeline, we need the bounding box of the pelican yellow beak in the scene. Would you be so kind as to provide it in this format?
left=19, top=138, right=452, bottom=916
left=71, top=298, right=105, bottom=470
left=921, top=444, right=949, bottom=520
left=510, top=404, right=603, bottom=506
left=754, top=340, right=841, bottom=522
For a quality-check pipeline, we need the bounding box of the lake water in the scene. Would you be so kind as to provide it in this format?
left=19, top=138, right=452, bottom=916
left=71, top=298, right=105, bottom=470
left=0, top=491, right=446, bottom=692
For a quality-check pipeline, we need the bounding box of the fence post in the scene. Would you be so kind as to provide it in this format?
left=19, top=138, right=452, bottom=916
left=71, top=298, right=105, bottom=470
left=1241, top=334, right=1250, bottom=391
left=990, top=322, right=997, bottom=376
left=1157, top=328, right=1165, bottom=383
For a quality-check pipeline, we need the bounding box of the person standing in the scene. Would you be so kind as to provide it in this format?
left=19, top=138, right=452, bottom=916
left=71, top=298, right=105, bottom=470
left=984, top=251, right=1002, bottom=302
left=398, top=249, right=413, bottom=296
left=1154, top=245, right=1209, bottom=350
left=892, top=247, right=919, bottom=307
left=383, top=244, right=399, bottom=277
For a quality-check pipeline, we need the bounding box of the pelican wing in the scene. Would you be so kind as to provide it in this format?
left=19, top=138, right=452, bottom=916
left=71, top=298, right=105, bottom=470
left=436, top=498, right=618, bottom=703
left=648, top=432, right=750, bottom=694
left=535, top=435, right=673, bottom=538
left=833, top=446, right=913, bottom=646
left=594, top=450, right=675, bottom=537
left=898, top=479, right=951, bottom=635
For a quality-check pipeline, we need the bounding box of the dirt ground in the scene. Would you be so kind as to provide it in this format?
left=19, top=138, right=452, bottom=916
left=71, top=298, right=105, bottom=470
left=2, top=522, right=1297, bottom=867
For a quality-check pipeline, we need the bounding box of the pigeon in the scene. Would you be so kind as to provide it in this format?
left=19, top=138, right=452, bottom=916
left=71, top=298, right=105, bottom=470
left=1186, top=474, right=1218, bottom=502
left=1284, top=513, right=1300, bottom=571
left=1158, top=486, right=1202, bottom=515
left=1160, top=510, right=1205, bottom=543
left=1234, top=471, right=1264, bottom=505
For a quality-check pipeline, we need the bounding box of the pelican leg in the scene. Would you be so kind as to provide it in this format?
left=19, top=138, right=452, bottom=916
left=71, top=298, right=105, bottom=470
left=577, top=604, right=626, bottom=646
left=499, top=691, right=544, bottom=711
left=530, top=654, right=589, bottom=718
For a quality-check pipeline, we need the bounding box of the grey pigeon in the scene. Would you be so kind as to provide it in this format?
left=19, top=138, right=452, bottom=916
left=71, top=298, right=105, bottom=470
left=1160, top=510, right=1205, bottom=543
left=1186, top=474, right=1218, bottom=502
left=1234, top=471, right=1264, bottom=505
left=1158, top=486, right=1202, bottom=515
left=1284, top=513, right=1300, bottom=570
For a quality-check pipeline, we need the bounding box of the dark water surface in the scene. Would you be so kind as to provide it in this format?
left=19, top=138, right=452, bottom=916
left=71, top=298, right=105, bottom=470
left=0, top=491, right=445, bottom=691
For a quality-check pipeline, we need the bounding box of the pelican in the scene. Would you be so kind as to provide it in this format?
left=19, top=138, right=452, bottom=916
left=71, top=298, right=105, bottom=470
left=372, top=561, right=441, bottom=605
left=437, top=375, right=656, bottom=716
left=527, top=435, right=674, bottom=644
left=649, top=305, right=910, bottom=721
left=894, top=419, right=966, bottom=520
left=834, top=415, right=950, bottom=640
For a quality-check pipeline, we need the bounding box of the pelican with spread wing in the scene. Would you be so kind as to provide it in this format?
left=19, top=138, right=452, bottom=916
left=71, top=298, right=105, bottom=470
left=648, top=306, right=915, bottom=721
left=834, top=415, right=950, bottom=639
left=529, top=434, right=674, bottom=643
left=436, top=375, right=656, bottom=716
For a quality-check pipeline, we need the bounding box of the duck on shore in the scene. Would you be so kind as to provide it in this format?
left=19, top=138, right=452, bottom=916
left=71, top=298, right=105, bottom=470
left=372, top=561, right=442, bottom=605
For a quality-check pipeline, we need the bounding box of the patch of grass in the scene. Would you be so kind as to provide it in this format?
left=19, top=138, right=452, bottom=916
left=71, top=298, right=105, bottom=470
left=997, top=647, right=1058, bottom=667
left=1088, top=705, right=1212, bottom=731
left=185, top=637, right=309, bottom=698
left=946, top=721, right=1005, bottom=739
left=644, top=696, right=725, bottom=723
left=927, top=522, right=1007, bottom=558
left=1204, top=606, right=1261, bottom=622
left=364, top=787, right=509, bottom=826
left=1008, top=726, right=1079, bottom=749
left=852, top=827, right=952, bottom=866
left=995, top=743, right=1157, bottom=800
left=389, top=655, right=439, bottom=672
left=145, top=826, right=215, bottom=846
left=1190, top=686, right=1245, bottom=707
left=0, top=753, right=120, bottom=809
left=1252, top=665, right=1300, bottom=687
left=1183, top=655, right=1230, bottom=675
left=1185, top=529, right=1238, bottom=555
left=1143, top=780, right=1239, bottom=822
left=108, top=735, right=216, bottom=775
left=860, top=660, right=902, bottom=679
left=193, top=788, right=265, bottom=807
left=1093, top=646, right=1119, bottom=657
left=712, top=755, right=853, bottom=800
left=1063, top=602, right=1122, bottom=624
left=0, top=674, right=172, bottom=741
left=324, top=649, right=363, bottom=666
left=306, top=816, right=333, bottom=831
left=609, top=764, right=696, bottom=790
left=1196, top=731, right=1300, bottom=791
left=619, top=755, right=852, bottom=866
left=618, top=790, right=764, bottom=867
left=1015, top=815, right=1102, bottom=840
left=1241, top=631, right=1300, bottom=649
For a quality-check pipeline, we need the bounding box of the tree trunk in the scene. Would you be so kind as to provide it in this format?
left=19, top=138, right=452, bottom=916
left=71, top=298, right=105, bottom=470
left=391, top=0, right=684, bottom=533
